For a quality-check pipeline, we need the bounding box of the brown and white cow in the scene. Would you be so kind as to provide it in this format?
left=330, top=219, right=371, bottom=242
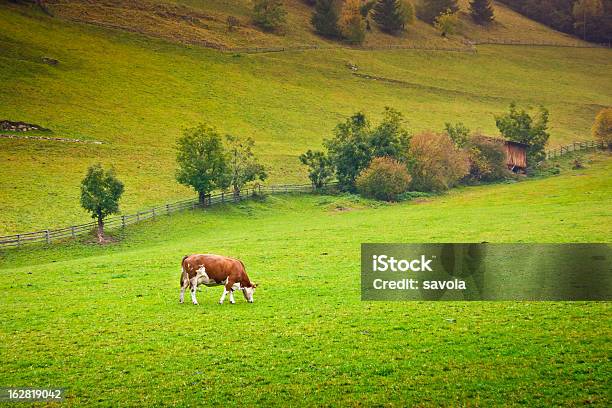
left=179, top=254, right=257, bottom=305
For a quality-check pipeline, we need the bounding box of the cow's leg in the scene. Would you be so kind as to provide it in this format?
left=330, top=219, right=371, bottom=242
left=229, top=290, right=235, bottom=304
left=220, top=279, right=236, bottom=305
left=219, top=288, right=228, bottom=304
left=189, top=277, right=199, bottom=305
left=179, top=274, right=189, bottom=304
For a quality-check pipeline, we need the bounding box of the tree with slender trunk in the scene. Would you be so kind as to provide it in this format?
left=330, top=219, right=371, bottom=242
left=175, top=124, right=228, bottom=205
left=225, top=135, right=267, bottom=200
left=80, top=164, right=124, bottom=243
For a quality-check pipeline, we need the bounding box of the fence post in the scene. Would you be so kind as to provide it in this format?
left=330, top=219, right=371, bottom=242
left=17, top=234, right=20, bottom=246
left=45, top=230, right=50, bottom=244
left=166, top=204, right=170, bottom=214
left=221, top=192, right=224, bottom=203
left=122, top=215, right=126, bottom=228
left=71, top=226, right=76, bottom=238
left=137, top=212, right=140, bottom=222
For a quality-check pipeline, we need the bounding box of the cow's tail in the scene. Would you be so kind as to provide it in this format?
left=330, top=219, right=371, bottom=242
left=180, top=255, right=190, bottom=287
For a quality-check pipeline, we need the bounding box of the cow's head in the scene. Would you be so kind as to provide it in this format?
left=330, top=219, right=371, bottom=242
left=242, top=283, right=257, bottom=303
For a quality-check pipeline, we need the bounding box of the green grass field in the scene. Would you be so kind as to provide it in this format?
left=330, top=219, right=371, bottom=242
left=1, top=153, right=610, bottom=406
left=1, top=3, right=611, bottom=234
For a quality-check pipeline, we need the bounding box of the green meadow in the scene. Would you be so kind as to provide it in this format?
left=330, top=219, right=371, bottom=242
left=1, top=4, right=611, bottom=234
left=0, top=153, right=610, bottom=406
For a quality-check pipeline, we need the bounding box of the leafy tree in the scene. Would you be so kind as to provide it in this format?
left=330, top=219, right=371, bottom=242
left=299, top=150, right=334, bottom=188
left=324, top=112, right=372, bottom=191
left=408, top=131, right=469, bottom=191
left=324, top=108, right=411, bottom=191
left=339, top=0, right=367, bottom=44
left=369, top=107, right=411, bottom=160
left=356, top=157, right=411, bottom=201
left=175, top=124, right=228, bottom=204
left=80, top=164, right=124, bottom=243
left=572, top=0, right=605, bottom=41
left=312, top=0, right=342, bottom=38
left=372, top=0, right=415, bottom=34
left=434, top=9, right=460, bottom=36
left=592, top=107, right=612, bottom=149
left=444, top=122, right=470, bottom=148
left=225, top=135, right=267, bottom=199
left=495, top=103, right=550, bottom=165
left=417, top=0, right=458, bottom=24
left=252, top=0, right=287, bottom=32
left=469, top=0, right=494, bottom=24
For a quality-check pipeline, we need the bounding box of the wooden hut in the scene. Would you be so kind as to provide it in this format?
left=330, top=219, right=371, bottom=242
left=504, top=140, right=528, bottom=171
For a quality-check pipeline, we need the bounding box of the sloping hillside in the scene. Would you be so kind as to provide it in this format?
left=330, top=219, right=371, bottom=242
left=43, top=0, right=588, bottom=50
left=0, top=2, right=610, bottom=234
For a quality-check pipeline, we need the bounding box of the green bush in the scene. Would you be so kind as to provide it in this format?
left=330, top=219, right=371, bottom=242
left=356, top=157, right=411, bottom=201
left=408, top=131, right=469, bottom=191
left=312, top=0, right=342, bottom=38
left=252, top=0, right=287, bottom=32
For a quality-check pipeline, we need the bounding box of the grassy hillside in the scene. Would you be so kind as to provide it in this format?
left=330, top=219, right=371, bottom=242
left=0, top=3, right=610, bottom=235
left=44, top=0, right=588, bottom=49
left=1, top=153, right=610, bottom=406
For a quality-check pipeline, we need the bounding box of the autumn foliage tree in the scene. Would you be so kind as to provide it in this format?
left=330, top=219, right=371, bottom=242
left=592, top=107, right=612, bottom=149
left=408, top=131, right=469, bottom=191
left=356, top=157, right=411, bottom=201
left=339, top=0, right=367, bottom=44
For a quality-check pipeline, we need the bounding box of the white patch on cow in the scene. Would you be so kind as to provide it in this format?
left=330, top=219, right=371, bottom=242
left=196, top=265, right=215, bottom=286
left=219, top=288, right=228, bottom=304
left=243, top=286, right=255, bottom=303
left=190, top=277, right=199, bottom=305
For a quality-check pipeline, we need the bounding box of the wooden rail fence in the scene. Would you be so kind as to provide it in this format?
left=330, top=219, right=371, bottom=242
left=0, top=183, right=333, bottom=249
left=545, top=140, right=606, bottom=160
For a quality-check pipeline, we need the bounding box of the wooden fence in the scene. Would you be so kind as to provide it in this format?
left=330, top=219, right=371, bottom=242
left=545, top=140, right=606, bottom=160
left=0, top=183, right=332, bottom=249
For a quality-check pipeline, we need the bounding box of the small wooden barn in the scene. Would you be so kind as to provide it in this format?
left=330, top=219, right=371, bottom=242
left=503, top=140, right=528, bottom=171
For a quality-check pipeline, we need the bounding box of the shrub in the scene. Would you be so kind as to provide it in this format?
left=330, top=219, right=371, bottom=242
left=408, top=131, right=469, bottom=191
left=372, top=0, right=415, bottom=34
left=356, top=157, right=411, bottom=201
left=592, top=107, right=612, bottom=149
left=495, top=102, right=550, bottom=165
left=434, top=9, right=460, bottom=37
left=226, top=16, right=240, bottom=31
left=465, top=135, right=510, bottom=182
left=252, top=0, right=287, bottom=32
left=312, top=0, right=342, bottom=38
left=417, top=0, right=458, bottom=24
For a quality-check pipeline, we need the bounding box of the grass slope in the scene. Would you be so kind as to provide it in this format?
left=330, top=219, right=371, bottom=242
left=1, top=154, right=611, bottom=406
left=0, top=4, right=610, bottom=234
left=45, top=0, right=588, bottom=49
